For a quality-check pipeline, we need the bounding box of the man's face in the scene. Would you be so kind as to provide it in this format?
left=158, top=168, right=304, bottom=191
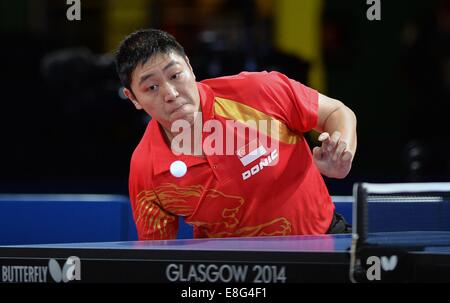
left=125, top=52, right=201, bottom=133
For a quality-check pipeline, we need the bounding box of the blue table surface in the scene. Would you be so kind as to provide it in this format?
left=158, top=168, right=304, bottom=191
left=4, top=231, right=450, bottom=254
left=4, top=234, right=352, bottom=252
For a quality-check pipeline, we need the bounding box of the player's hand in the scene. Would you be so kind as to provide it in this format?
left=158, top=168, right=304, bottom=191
left=312, top=131, right=353, bottom=179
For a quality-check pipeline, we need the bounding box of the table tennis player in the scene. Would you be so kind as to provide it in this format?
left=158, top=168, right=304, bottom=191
left=115, top=29, right=357, bottom=240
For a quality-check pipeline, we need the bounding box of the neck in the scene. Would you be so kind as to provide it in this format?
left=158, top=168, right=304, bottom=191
left=161, top=122, right=204, bottom=156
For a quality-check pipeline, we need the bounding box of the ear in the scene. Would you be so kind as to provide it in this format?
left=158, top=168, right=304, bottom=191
left=123, top=87, right=143, bottom=110
left=184, top=56, right=196, bottom=80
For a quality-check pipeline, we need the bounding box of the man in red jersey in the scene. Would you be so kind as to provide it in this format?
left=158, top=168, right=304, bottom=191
left=115, top=29, right=357, bottom=240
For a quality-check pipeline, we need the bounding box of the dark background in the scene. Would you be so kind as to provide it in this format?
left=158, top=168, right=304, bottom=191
left=0, top=0, right=448, bottom=195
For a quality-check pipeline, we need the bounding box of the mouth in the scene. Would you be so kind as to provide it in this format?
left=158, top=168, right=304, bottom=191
left=169, top=103, right=188, bottom=115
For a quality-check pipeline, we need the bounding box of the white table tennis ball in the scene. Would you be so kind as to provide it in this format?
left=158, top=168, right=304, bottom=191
left=170, top=160, right=187, bottom=178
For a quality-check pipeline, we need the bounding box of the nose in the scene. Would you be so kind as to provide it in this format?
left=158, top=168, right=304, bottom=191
left=163, top=83, right=179, bottom=102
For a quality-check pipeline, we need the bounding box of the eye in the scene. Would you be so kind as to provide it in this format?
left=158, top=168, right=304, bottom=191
left=148, top=84, right=158, bottom=91
left=171, top=72, right=182, bottom=80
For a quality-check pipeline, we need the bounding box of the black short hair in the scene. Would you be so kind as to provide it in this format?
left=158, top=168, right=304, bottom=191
left=115, top=29, right=186, bottom=90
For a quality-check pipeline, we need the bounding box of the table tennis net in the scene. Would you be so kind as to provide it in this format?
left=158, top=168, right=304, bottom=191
left=353, top=182, right=450, bottom=242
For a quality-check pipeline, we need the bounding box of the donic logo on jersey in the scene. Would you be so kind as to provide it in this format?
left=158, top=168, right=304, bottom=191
left=236, top=143, right=279, bottom=181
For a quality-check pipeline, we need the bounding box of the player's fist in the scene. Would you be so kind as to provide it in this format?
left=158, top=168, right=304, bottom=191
left=312, top=131, right=353, bottom=179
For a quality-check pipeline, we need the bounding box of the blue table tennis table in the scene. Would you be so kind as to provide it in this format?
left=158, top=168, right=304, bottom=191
left=1, top=231, right=449, bottom=283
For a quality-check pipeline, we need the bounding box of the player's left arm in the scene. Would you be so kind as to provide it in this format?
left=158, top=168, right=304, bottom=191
left=312, top=93, right=357, bottom=179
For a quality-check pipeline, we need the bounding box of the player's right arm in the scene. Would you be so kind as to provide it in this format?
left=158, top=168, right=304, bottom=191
left=128, top=151, right=179, bottom=240
left=130, top=189, right=179, bottom=240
